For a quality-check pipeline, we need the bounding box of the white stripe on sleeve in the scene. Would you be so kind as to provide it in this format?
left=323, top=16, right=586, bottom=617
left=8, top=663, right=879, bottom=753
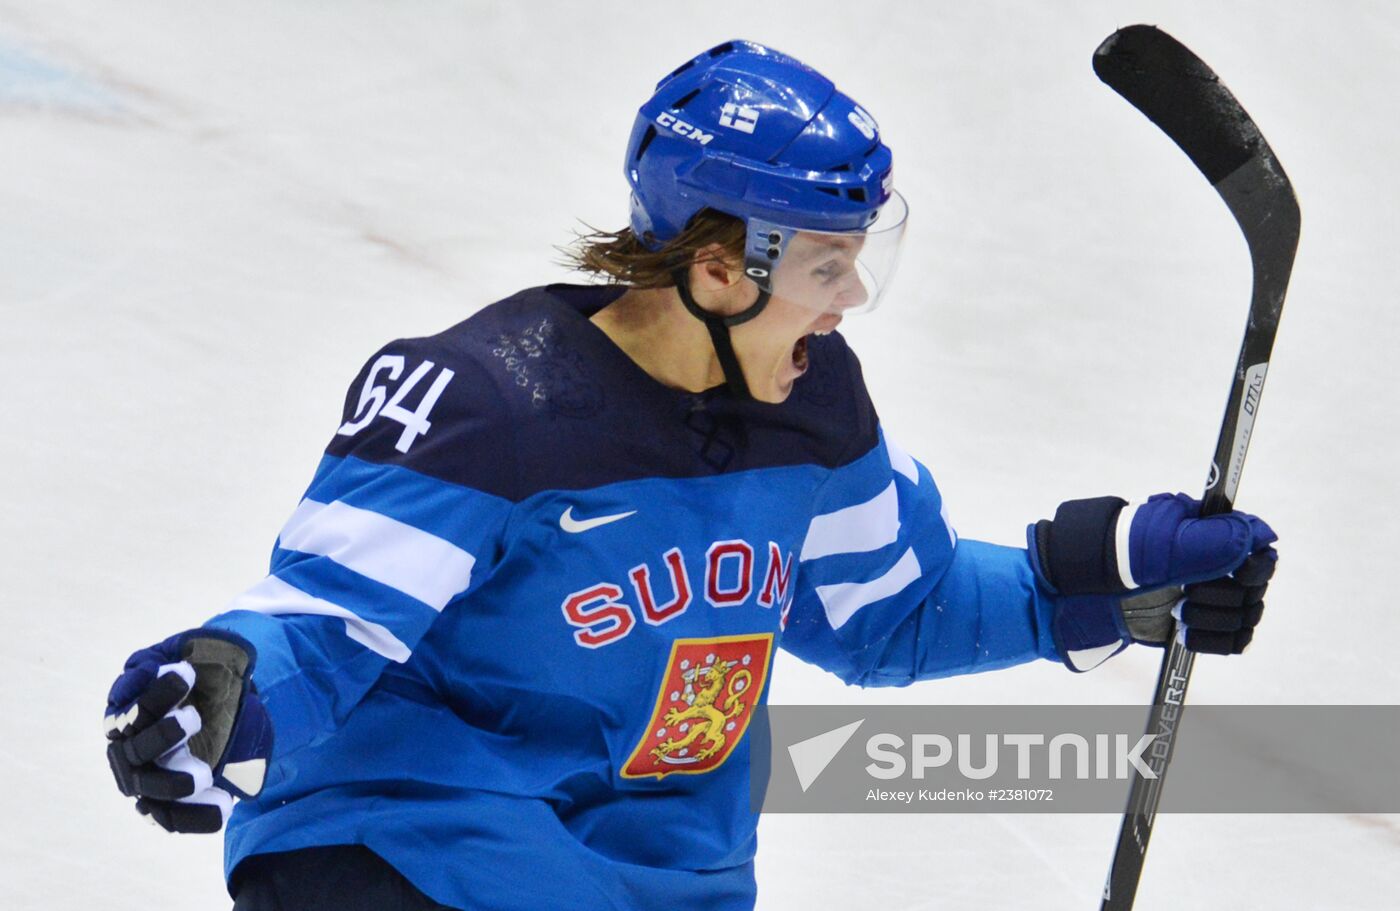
left=227, top=576, right=412, bottom=663
left=884, top=434, right=920, bottom=485
left=801, top=482, right=901, bottom=562
left=279, top=498, right=476, bottom=610
left=939, top=498, right=957, bottom=548
left=1114, top=502, right=1142, bottom=590
left=815, top=547, right=922, bottom=630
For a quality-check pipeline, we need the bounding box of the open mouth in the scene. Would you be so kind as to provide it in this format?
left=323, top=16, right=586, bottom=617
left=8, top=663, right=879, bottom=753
left=791, top=314, right=841, bottom=375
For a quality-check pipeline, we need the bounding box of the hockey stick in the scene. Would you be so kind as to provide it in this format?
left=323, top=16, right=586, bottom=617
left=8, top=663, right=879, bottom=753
left=1091, top=25, right=1300, bottom=910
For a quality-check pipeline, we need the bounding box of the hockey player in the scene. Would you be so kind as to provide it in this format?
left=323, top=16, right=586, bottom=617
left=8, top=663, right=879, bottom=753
left=104, top=41, right=1277, bottom=911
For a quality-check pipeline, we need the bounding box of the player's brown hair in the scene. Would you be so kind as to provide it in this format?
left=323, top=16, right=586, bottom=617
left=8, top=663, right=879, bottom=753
left=564, top=209, right=746, bottom=288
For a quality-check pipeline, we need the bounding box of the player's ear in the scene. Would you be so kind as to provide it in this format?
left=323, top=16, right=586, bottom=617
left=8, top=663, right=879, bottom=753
left=688, top=243, right=744, bottom=293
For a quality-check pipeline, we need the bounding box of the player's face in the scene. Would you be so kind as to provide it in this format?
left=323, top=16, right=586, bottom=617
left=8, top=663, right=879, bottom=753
left=768, top=233, right=870, bottom=314
left=730, top=235, right=871, bottom=402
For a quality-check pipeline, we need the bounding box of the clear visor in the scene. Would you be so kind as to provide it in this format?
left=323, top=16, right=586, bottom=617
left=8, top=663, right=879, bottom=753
left=744, top=189, right=908, bottom=316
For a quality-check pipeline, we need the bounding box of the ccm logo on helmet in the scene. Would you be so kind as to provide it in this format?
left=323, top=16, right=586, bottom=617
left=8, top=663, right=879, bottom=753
left=656, top=112, right=714, bottom=146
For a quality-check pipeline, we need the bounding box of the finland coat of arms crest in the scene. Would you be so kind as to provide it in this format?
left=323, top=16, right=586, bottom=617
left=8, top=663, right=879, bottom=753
left=621, top=633, right=774, bottom=780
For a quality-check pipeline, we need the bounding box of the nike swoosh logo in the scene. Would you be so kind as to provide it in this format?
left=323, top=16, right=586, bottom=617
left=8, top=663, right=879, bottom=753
left=559, top=506, right=636, bottom=534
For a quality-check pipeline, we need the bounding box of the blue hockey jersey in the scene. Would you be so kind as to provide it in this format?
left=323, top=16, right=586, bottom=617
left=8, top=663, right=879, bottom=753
left=204, top=283, right=1063, bottom=910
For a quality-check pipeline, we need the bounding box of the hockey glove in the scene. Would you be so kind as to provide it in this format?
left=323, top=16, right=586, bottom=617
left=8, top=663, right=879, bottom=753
left=104, top=630, right=272, bottom=833
left=1029, top=492, right=1277, bottom=671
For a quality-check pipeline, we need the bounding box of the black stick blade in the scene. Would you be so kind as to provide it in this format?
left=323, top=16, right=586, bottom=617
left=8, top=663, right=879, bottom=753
left=1094, top=25, right=1263, bottom=186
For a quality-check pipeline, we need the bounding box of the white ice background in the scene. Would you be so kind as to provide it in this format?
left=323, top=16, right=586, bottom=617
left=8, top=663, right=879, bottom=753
left=3, top=1, right=1398, bottom=908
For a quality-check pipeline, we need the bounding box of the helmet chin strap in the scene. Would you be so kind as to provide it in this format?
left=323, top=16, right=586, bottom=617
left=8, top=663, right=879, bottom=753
left=671, top=269, right=771, bottom=400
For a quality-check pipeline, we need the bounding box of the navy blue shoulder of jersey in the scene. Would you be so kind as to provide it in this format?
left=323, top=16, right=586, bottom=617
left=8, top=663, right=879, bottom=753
left=324, top=283, right=879, bottom=501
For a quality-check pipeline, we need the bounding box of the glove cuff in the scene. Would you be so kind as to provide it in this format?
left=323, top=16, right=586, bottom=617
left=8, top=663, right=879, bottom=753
left=1030, top=496, right=1130, bottom=595
left=1049, top=592, right=1131, bottom=672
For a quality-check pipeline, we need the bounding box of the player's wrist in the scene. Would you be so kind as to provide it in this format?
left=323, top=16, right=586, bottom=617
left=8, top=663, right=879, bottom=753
left=1027, top=495, right=1130, bottom=596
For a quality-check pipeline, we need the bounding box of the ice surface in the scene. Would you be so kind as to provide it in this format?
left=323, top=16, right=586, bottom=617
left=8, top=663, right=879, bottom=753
left=3, top=1, right=1398, bottom=908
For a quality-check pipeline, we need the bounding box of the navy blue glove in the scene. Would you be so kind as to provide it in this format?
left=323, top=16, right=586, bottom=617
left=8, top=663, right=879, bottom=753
left=104, top=630, right=273, bottom=833
left=1029, top=492, right=1277, bottom=670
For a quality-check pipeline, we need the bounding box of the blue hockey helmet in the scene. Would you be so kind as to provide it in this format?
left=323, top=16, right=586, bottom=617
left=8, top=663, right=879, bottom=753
left=625, top=40, right=907, bottom=316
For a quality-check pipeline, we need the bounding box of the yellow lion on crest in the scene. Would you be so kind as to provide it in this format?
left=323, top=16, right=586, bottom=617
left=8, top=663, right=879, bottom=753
left=650, top=658, right=753, bottom=764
